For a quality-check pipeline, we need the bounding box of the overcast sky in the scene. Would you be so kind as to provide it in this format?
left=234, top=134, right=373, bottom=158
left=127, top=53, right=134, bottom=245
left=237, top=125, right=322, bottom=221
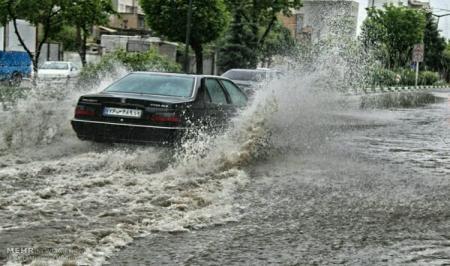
left=355, top=0, right=450, bottom=38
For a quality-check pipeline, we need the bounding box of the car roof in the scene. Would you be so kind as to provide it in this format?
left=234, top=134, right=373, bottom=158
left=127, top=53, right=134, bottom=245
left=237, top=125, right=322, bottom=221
left=43, top=61, right=71, bottom=64
left=131, top=71, right=233, bottom=80
left=224, top=68, right=275, bottom=73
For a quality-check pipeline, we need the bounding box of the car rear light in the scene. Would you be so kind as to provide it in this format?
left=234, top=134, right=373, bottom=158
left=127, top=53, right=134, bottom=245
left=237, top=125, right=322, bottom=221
left=150, top=113, right=181, bottom=123
left=75, top=106, right=95, bottom=117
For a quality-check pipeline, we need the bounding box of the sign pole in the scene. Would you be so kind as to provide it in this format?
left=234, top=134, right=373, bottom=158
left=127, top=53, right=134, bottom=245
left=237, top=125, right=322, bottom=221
left=412, top=44, right=424, bottom=88
left=415, top=61, right=419, bottom=87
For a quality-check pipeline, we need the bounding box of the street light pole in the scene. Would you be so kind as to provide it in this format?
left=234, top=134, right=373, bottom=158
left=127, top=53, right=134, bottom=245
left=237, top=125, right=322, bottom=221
left=432, top=13, right=450, bottom=25
left=184, top=0, right=193, bottom=73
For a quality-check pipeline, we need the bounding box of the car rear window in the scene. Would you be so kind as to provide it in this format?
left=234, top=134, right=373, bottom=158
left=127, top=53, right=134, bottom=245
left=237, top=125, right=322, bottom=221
left=40, top=62, right=69, bottom=70
left=104, top=73, right=195, bottom=98
left=222, top=70, right=267, bottom=82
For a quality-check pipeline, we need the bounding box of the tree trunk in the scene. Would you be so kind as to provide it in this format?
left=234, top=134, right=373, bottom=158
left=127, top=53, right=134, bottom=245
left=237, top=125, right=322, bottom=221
left=192, top=43, right=203, bottom=74
left=81, top=28, right=88, bottom=66
left=76, top=26, right=88, bottom=67
left=8, top=3, right=61, bottom=83
left=259, top=15, right=277, bottom=48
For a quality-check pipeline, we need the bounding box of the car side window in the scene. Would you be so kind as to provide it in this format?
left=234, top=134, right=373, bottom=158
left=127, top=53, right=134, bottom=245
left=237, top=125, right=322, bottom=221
left=220, top=79, right=247, bottom=107
left=205, top=78, right=228, bottom=105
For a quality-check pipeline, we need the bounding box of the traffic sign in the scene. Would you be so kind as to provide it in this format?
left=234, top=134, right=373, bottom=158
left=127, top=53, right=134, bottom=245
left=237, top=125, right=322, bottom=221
left=412, top=44, right=424, bottom=62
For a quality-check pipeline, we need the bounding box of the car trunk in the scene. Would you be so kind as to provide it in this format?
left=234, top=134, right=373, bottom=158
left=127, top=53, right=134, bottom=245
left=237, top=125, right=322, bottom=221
left=74, top=92, right=193, bottom=128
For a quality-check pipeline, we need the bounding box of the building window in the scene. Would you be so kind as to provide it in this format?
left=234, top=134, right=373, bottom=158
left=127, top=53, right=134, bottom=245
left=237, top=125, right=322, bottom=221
left=122, top=19, right=128, bottom=29
left=296, top=14, right=304, bottom=34
left=125, top=5, right=134, bottom=13
left=138, top=16, right=145, bottom=29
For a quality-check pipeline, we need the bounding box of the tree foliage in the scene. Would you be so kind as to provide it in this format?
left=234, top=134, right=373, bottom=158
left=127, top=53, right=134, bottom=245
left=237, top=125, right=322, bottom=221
left=218, top=6, right=257, bottom=71
left=51, top=25, right=78, bottom=52
left=0, top=0, right=113, bottom=69
left=0, top=0, right=68, bottom=71
left=64, top=0, right=114, bottom=66
left=222, top=0, right=302, bottom=68
left=423, top=12, right=446, bottom=72
left=442, top=43, right=450, bottom=81
left=78, top=49, right=181, bottom=86
left=259, top=22, right=296, bottom=67
left=361, top=4, right=426, bottom=69
left=140, top=0, right=230, bottom=74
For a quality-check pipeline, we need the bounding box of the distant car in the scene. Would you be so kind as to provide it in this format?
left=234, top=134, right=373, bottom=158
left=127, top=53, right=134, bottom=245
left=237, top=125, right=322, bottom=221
left=71, top=72, right=248, bottom=144
left=37, top=61, right=80, bottom=81
left=0, top=51, right=32, bottom=86
left=221, top=68, right=282, bottom=94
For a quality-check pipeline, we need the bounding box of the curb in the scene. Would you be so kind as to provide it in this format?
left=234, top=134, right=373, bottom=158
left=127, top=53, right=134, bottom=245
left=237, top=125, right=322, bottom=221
left=348, top=85, right=450, bottom=95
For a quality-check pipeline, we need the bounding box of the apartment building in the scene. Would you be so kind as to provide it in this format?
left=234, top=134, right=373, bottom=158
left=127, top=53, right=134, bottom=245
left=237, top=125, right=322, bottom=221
left=109, top=0, right=148, bottom=31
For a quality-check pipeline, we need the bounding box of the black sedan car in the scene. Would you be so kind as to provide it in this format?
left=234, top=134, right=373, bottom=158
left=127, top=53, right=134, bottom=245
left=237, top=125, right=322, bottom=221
left=71, top=72, right=248, bottom=143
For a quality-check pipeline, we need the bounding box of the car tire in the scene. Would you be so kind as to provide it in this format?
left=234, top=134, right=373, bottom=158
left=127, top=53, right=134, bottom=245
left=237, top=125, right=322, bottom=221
left=9, top=73, right=22, bottom=87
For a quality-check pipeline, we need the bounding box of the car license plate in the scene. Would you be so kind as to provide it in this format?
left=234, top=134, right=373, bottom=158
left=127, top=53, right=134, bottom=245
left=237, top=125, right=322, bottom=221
left=103, top=107, right=142, bottom=118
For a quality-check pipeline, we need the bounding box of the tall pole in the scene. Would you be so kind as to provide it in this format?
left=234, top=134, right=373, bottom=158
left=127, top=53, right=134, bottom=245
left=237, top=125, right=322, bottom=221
left=415, top=61, right=419, bottom=87
left=184, top=0, right=193, bottom=73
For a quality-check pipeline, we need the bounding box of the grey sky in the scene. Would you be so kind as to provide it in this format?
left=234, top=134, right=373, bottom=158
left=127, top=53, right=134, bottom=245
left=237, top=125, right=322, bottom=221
left=431, top=0, right=450, bottom=39
left=355, top=0, right=450, bottom=39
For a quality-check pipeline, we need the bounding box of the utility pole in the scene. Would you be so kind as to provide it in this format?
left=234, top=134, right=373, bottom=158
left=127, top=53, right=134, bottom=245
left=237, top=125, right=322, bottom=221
left=184, top=0, right=193, bottom=73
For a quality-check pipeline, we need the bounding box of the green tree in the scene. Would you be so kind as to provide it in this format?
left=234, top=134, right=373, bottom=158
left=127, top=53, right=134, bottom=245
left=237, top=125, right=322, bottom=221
left=224, top=0, right=302, bottom=68
left=79, top=49, right=181, bottom=86
left=361, top=4, right=426, bottom=69
left=50, top=25, right=77, bottom=51
left=259, top=22, right=296, bottom=67
left=64, top=0, right=114, bottom=66
left=423, top=12, right=446, bottom=72
left=442, top=42, right=450, bottom=81
left=0, top=0, right=69, bottom=72
left=218, top=6, right=256, bottom=71
left=140, top=0, right=230, bottom=74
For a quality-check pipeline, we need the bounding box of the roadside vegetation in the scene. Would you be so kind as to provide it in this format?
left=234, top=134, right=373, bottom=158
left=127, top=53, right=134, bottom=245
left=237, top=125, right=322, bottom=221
left=1, top=0, right=449, bottom=90
left=78, top=49, right=181, bottom=86
left=361, top=4, right=449, bottom=87
left=0, top=0, right=115, bottom=71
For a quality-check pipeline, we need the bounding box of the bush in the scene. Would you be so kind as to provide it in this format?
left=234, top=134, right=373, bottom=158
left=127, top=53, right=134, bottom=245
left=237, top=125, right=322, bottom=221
left=433, top=79, right=448, bottom=86
left=369, top=68, right=442, bottom=87
left=419, top=71, right=439, bottom=86
left=78, top=49, right=181, bottom=86
left=370, top=68, right=398, bottom=86
left=395, top=68, right=416, bottom=86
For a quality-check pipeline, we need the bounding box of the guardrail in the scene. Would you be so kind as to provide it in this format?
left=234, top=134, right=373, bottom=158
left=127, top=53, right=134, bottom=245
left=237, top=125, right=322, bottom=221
left=347, top=85, right=450, bottom=95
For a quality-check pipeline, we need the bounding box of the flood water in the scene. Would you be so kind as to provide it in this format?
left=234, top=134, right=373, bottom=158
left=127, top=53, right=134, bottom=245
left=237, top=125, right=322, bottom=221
left=0, top=77, right=449, bottom=265
left=108, top=95, right=450, bottom=265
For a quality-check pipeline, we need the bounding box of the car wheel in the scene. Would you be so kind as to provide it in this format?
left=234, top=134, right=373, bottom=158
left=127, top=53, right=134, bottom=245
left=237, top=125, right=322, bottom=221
left=9, top=73, right=22, bottom=87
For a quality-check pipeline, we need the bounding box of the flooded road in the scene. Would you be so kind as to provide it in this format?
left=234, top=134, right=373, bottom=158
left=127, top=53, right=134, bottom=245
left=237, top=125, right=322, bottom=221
left=0, top=83, right=449, bottom=265
left=107, top=95, right=450, bottom=265
left=110, top=94, right=450, bottom=265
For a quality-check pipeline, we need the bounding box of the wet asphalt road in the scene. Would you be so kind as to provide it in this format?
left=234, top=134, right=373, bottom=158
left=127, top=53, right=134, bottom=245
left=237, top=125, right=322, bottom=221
left=0, top=90, right=449, bottom=266
left=108, top=95, right=450, bottom=265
